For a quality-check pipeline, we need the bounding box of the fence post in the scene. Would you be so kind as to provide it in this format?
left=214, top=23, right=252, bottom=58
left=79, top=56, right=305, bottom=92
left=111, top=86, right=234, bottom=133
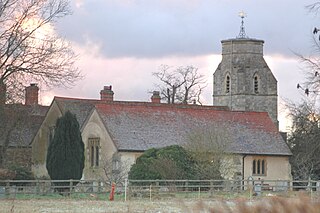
left=247, top=176, right=254, bottom=200
left=36, top=179, right=40, bottom=195
left=155, top=181, right=160, bottom=199
left=100, top=180, right=103, bottom=193
left=69, top=179, right=73, bottom=196
left=5, top=180, right=9, bottom=198
left=185, top=181, right=189, bottom=198
left=149, top=184, right=152, bottom=201
left=124, top=179, right=128, bottom=202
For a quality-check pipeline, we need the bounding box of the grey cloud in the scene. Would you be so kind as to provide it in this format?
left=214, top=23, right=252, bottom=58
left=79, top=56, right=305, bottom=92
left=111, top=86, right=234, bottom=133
left=56, top=0, right=318, bottom=58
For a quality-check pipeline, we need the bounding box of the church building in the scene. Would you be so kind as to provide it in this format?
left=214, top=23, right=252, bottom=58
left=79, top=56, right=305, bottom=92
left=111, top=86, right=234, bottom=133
left=31, top=15, right=291, bottom=182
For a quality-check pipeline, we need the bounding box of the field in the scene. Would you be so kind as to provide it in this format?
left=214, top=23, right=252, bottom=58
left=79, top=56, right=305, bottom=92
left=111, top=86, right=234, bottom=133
left=1, top=195, right=320, bottom=213
left=0, top=199, right=198, bottom=213
left=1, top=179, right=320, bottom=212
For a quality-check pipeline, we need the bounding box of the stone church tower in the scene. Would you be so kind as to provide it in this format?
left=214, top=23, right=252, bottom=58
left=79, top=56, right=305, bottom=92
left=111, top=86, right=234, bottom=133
left=213, top=14, right=278, bottom=127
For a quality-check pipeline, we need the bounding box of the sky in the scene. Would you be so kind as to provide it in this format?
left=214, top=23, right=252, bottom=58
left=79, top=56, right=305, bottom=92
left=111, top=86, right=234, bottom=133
left=39, top=0, right=319, bottom=131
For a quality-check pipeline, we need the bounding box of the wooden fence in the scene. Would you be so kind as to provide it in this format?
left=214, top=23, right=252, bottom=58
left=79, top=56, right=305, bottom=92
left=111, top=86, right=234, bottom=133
left=0, top=179, right=320, bottom=200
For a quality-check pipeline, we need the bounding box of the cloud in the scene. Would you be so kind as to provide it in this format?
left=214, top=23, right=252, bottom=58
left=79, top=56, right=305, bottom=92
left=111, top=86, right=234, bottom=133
left=40, top=43, right=307, bottom=133
left=41, top=0, right=318, bottom=132
left=41, top=42, right=221, bottom=104
left=74, top=0, right=84, bottom=8
left=56, top=0, right=318, bottom=59
left=42, top=42, right=305, bottom=105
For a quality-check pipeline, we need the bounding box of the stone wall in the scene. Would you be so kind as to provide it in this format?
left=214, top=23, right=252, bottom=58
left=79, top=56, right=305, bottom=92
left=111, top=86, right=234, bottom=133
left=244, top=155, right=292, bottom=180
left=32, top=101, right=62, bottom=178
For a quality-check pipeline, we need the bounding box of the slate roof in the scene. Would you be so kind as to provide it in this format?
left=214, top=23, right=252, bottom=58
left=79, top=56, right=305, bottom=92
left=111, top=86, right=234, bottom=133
left=0, top=104, right=49, bottom=147
left=54, top=97, right=100, bottom=128
left=53, top=97, right=291, bottom=156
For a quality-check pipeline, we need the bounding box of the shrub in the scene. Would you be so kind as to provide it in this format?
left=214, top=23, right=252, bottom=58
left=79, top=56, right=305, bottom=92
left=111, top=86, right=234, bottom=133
left=9, top=165, right=34, bottom=180
left=46, top=111, right=84, bottom=185
left=0, top=168, right=16, bottom=180
left=128, top=145, right=196, bottom=180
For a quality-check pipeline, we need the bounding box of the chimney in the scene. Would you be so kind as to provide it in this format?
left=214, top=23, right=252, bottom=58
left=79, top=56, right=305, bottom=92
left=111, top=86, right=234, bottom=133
left=100, top=85, right=114, bottom=101
left=25, top=83, right=39, bottom=105
left=151, top=91, right=161, bottom=103
left=0, top=80, right=6, bottom=105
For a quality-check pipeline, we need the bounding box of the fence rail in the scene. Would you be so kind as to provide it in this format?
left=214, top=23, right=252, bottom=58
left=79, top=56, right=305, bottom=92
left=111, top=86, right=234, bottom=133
left=0, top=179, right=320, bottom=200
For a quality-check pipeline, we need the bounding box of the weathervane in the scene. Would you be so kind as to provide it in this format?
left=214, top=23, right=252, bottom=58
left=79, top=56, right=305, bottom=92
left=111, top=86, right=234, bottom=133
left=237, top=11, right=248, bottom=39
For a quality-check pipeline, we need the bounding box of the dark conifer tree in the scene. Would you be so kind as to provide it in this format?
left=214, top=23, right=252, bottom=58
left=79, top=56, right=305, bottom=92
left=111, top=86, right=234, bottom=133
left=46, top=111, right=84, bottom=181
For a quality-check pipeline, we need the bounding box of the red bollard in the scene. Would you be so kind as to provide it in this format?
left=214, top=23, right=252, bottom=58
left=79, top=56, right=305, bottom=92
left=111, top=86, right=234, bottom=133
left=109, top=182, right=115, bottom=201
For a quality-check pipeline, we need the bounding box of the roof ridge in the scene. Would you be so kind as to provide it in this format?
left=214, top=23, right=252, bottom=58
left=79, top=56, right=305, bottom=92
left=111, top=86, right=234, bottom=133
left=54, top=96, right=270, bottom=115
left=95, top=101, right=230, bottom=110
left=54, top=96, right=100, bottom=101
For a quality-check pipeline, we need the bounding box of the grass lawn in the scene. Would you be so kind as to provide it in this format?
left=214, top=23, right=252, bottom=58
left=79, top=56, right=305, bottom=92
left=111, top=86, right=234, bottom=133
left=0, top=192, right=319, bottom=213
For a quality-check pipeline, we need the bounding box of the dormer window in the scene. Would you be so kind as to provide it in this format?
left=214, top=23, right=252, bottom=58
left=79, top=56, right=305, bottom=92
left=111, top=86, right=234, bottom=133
left=254, top=75, right=259, bottom=94
left=226, top=75, right=230, bottom=93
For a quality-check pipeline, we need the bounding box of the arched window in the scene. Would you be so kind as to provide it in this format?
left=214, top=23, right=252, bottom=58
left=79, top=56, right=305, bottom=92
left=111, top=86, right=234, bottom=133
left=91, top=146, right=94, bottom=167
left=261, top=160, right=265, bottom=175
left=252, top=158, right=266, bottom=175
left=226, top=75, right=230, bottom=93
left=88, top=137, right=100, bottom=167
left=254, top=75, right=259, bottom=94
left=95, top=145, right=99, bottom=167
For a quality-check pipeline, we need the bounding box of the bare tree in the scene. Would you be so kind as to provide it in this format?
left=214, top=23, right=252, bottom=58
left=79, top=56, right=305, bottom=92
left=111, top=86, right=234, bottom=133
left=185, top=125, right=238, bottom=180
left=103, top=153, right=131, bottom=186
left=153, top=65, right=206, bottom=104
left=0, top=0, right=82, bottom=101
left=296, top=38, right=320, bottom=96
left=287, top=101, right=320, bottom=180
left=291, top=2, right=320, bottom=180
left=150, top=157, right=185, bottom=180
left=307, top=2, right=320, bottom=14
left=0, top=0, right=81, bottom=167
left=296, top=2, right=320, bottom=96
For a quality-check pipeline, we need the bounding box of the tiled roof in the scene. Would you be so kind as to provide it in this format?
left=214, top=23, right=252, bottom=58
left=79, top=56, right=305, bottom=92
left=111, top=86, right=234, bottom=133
left=52, top=97, right=291, bottom=156
left=0, top=104, right=49, bottom=147
left=54, top=97, right=101, bottom=128
left=95, top=102, right=292, bottom=156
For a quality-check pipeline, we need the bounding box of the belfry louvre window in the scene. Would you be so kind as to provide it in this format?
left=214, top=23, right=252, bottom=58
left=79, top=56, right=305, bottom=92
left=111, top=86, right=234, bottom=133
left=254, top=75, right=259, bottom=94
left=226, top=75, right=230, bottom=93
left=252, top=158, right=266, bottom=175
left=88, top=138, right=100, bottom=167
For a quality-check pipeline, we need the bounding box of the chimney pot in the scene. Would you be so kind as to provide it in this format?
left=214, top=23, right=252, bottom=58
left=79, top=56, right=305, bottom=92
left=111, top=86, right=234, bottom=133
left=25, top=83, right=39, bottom=105
left=151, top=91, right=161, bottom=103
left=104, top=85, right=112, bottom=90
left=100, top=85, right=114, bottom=101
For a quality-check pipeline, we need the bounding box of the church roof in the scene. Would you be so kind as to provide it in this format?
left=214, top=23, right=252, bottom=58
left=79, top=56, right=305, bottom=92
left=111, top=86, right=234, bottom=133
left=53, top=97, right=292, bottom=156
